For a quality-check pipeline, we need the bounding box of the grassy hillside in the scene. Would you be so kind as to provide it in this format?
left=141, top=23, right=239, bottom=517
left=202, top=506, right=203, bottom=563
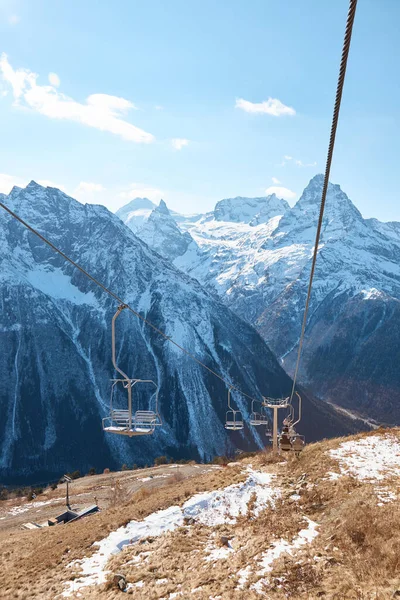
left=1, top=429, right=399, bottom=599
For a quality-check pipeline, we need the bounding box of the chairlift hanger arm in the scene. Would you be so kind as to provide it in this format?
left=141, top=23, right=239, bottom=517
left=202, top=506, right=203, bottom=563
left=112, top=305, right=130, bottom=381
left=291, top=392, right=302, bottom=427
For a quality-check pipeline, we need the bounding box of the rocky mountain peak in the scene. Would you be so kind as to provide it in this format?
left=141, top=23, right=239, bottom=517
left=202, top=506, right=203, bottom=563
left=214, top=195, right=289, bottom=224
left=156, top=199, right=170, bottom=216
left=117, top=197, right=156, bottom=213
left=115, top=197, right=157, bottom=233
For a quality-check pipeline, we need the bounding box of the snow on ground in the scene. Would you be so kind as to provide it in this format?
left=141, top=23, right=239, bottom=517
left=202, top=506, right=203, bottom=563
left=204, top=534, right=234, bottom=563
left=329, top=434, right=400, bottom=505
left=183, top=469, right=278, bottom=526
left=4, top=498, right=58, bottom=516
left=62, top=469, right=279, bottom=597
left=237, top=518, right=319, bottom=593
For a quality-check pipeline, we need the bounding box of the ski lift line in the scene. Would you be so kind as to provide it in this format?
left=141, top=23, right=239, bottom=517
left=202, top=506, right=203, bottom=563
left=0, top=200, right=260, bottom=404
left=289, top=0, right=358, bottom=404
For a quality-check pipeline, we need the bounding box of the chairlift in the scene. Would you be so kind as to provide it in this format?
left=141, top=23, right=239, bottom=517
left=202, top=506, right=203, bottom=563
left=278, top=393, right=305, bottom=455
left=249, top=399, right=269, bottom=426
left=102, top=305, right=162, bottom=437
left=225, top=387, right=244, bottom=431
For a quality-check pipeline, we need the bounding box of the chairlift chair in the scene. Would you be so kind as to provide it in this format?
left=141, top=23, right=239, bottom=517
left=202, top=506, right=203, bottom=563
left=225, top=387, right=244, bottom=431
left=249, top=400, right=269, bottom=426
left=102, top=305, right=162, bottom=437
left=278, top=393, right=305, bottom=454
left=292, top=434, right=306, bottom=457
left=279, top=431, right=292, bottom=452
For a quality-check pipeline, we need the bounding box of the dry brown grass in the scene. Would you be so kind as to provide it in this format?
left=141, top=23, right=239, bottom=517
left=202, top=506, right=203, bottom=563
left=1, top=429, right=400, bottom=599
left=0, top=463, right=248, bottom=599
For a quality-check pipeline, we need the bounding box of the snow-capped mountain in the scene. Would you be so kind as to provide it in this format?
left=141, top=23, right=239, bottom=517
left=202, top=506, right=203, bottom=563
left=118, top=176, right=400, bottom=424
left=137, top=200, right=199, bottom=262
left=0, top=181, right=356, bottom=483
left=214, top=194, right=289, bottom=225
left=115, top=197, right=156, bottom=233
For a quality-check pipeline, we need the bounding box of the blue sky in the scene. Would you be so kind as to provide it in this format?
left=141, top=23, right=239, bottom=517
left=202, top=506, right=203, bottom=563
left=0, top=0, right=399, bottom=220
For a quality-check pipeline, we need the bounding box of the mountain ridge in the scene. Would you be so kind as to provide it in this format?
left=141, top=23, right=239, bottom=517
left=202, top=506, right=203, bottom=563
left=118, top=175, right=400, bottom=424
left=0, top=181, right=359, bottom=483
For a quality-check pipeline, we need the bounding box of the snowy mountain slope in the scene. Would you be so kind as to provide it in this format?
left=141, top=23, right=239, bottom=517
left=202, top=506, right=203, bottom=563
left=213, top=194, right=289, bottom=224
left=115, top=198, right=156, bottom=233
left=117, top=176, right=400, bottom=424
left=137, top=200, right=200, bottom=263
left=0, top=182, right=356, bottom=483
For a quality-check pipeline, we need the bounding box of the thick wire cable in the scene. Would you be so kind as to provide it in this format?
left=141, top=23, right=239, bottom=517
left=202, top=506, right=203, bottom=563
left=0, top=199, right=260, bottom=403
left=289, top=0, right=358, bottom=402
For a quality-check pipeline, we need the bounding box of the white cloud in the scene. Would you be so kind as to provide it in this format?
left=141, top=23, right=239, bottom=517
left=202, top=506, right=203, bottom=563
left=295, top=159, right=317, bottom=167
left=48, top=72, right=60, bottom=87
left=0, top=174, right=66, bottom=194
left=265, top=185, right=297, bottom=201
left=37, top=179, right=67, bottom=191
left=155, top=105, right=163, bottom=110
left=75, top=181, right=104, bottom=194
left=0, top=53, right=154, bottom=143
left=271, top=177, right=281, bottom=184
left=235, top=97, right=296, bottom=116
left=278, top=155, right=316, bottom=168
left=118, top=183, right=164, bottom=203
left=8, top=15, right=20, bottom=25
left=171, top=138, right=189, bottom=150
left=0, top=173, right=25, bottom=194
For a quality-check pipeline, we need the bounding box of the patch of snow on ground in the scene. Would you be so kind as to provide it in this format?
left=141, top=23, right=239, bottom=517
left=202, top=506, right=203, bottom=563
left=250, top=518, right=319, bottom=594
left=204, top=537, right=234, bottom=563
left=183, top=469, right=279, bottom=526
left=6, top=499, right=57, bottom=516
left=62, top=505, right=183, bottom=596
left=237, top=565, right=252, bottom=589
left=62, top=470, right=279, bottom=596
left=205, top=545, right=233, bottom=562
left=329, top=434, right=400, bottom=504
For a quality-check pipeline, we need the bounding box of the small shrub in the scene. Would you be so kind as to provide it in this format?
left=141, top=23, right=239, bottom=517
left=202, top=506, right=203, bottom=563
left=70, top=470, right=81, bottom=480
left=134, top=487, right=151, bottom=502
left=0, top=487, right=11, bottom=500
left=154, top=456, right=168, bottom=466
left=88, top=467, right=96, bottom=476
left=103, top=468, right=111, bottom=474
left=167, top=470, right=184, bottom=484
left=212, top=455, right=228, bottom=466
left=50, top=482, right=58, bottom=491
left=121, top=464, right=129, bottom=471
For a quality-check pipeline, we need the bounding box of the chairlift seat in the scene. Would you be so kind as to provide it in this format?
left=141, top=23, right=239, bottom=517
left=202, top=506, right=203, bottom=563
left=133, top=410, right=157, bottom=432
left=250, top=412, right=261, bottom=426
left=279, top=433, right=292, bottom=452
left=110, top=409, right=131, bottom=426
left=250, top=411, right=269, bottom=426
left=225, top=410, right=244, bottom=431
left=292, top=435, right=305, bottom=453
